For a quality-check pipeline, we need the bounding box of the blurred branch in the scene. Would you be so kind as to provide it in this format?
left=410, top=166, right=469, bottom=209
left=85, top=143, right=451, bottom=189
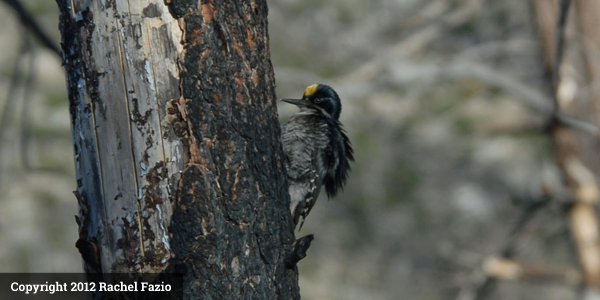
left=19, top=38, right=36, bottom=172
left=370, top=55, right=600, bottom=136
left=338, top=29, right=600, bottom=137
left=455, top=199, right=548, bottom=300
left=456, top=39, right=538, bottom=62
left=483, top=257, right=581, bottom=286
left=401, top=0, right=449, bottom=31
left=445, top=62, right=600, bottom=136
left=331, top=0, right=599, bottom=139
left=1, top=0, right=61, bottom=56
left=550, top=0, right=572, bottom=116
left=342, top=0, right=481, bottom=83
left=476, top=120, right=548, bottom=135
left=0, top=31, right=57, bottom=197
left=0, top=31, right=29, bottom=196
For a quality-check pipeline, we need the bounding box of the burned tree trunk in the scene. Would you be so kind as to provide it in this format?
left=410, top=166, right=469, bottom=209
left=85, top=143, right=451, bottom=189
left=57, top=0, right=299, bottom=298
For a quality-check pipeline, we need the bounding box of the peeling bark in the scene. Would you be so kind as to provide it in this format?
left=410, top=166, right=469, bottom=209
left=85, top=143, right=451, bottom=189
left=58, top=0, right=299, bottom=298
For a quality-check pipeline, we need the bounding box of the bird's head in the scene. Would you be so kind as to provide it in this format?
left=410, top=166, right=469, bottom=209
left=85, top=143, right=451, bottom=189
left=282, top=84, right=342, bottom=120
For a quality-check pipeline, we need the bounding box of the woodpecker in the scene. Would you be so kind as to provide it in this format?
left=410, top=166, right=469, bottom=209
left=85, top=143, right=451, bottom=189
left=281, top=84, right=354, bottom=228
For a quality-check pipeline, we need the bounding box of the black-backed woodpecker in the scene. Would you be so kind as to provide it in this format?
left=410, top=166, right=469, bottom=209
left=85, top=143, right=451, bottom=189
left=281, top=84, right=354, bottom=229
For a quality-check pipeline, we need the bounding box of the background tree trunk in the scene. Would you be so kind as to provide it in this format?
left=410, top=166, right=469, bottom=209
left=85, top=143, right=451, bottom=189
left=532, top=0, right=600, bottom=296
left=57, top=0, right=299, bottom=298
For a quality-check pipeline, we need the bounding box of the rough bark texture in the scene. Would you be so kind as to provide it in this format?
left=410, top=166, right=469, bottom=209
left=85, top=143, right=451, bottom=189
left=57, top=0, right=299, bottom=298
left=532, top=0, right=600, bottom=292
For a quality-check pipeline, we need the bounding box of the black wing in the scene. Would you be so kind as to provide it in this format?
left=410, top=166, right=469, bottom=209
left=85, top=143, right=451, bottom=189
left=324, top=123, right=354, bottom=198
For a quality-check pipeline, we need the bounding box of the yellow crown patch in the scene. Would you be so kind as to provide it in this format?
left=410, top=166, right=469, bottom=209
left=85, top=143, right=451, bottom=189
left=303, top=84, right=319, bottom=97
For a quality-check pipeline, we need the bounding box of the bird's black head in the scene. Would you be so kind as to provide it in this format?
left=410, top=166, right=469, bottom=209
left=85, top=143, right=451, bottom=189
left=282, top=84, right=342, bottom=120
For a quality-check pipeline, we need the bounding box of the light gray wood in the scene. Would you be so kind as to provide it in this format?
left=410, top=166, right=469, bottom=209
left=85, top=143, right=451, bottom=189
left=62, top=0, right=183, bottom=274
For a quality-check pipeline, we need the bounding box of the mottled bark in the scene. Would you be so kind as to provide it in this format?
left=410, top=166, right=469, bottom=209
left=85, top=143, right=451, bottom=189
left=57, top=0, right=299, bottom=299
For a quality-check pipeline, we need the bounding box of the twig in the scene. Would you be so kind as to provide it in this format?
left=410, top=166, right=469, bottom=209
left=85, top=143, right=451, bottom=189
left=550, top=0, right=572, bottom=113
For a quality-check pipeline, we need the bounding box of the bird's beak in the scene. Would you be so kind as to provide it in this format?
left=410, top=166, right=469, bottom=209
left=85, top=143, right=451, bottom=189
left=281, top=98, right=311, bottom=107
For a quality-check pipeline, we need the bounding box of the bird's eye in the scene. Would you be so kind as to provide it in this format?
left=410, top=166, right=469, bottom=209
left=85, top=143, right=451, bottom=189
left=314, top=98, right=322, bottom=103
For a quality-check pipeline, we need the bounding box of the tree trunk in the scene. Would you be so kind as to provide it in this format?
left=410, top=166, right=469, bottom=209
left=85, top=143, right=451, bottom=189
left=532, top=0, right=600, bottom=295
left=57, top=0, right=299, bottom=298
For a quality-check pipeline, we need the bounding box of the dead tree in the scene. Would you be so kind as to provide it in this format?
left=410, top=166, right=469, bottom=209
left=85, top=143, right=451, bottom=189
left=57, top=0, right=300, bottom=298
left=532, top=0, right=600, bottom=297
left=456, top=1, right=600, bottom=299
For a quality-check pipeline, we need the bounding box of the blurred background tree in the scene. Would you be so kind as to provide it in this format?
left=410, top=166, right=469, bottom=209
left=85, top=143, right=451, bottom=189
left=2, top=0, right=600, bottom=299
